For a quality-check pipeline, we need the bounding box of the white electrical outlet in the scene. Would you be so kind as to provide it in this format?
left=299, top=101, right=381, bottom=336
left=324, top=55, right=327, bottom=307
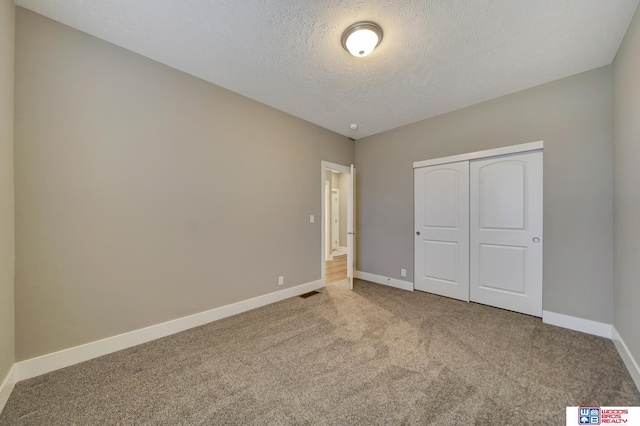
left=401, top=269, right=407, bottom=277
left=310, top=215, right=315, bottom=223
left=278, top=276, right=284, bottom=286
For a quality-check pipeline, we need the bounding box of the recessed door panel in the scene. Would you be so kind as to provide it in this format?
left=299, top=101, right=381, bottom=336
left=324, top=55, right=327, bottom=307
left=415, top=162, right=469, bottom=301
left=423, top=169, right=459, bottom=229
left=424, top=240, right=458, bottom=283
left=478, top=244, right=526, bottom=294
left=479, top=162, right=526, bottom=230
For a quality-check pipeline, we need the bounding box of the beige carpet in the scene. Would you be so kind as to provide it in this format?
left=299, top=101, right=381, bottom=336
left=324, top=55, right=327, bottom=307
left=1, top=279, right=638, bottom=425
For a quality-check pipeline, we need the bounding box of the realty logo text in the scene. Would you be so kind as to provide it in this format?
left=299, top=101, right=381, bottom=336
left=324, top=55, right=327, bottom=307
left=579, top=407, right=630, bottom=424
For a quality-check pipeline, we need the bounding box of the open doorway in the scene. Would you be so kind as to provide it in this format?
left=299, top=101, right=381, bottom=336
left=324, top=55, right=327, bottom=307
left=321, top=161, right=355, bottom=289
left=326, top=171, right=348, bottom=283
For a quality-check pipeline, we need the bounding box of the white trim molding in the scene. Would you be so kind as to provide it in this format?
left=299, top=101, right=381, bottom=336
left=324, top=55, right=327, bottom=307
left=413, top=140, right=543, bottom=169
left=540, top=312, right=640, bottom=392
left=612, top=327, right=640, bottom=392
left=356, top=271, right=414, bottom=292
left=15, top=280, right=323, bottom=382
left=542, top=311, right=612, bottom=338
left=0, top=364, right=16, bottom=414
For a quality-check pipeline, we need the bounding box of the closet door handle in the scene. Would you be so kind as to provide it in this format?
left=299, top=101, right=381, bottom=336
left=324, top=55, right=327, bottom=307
left=416, top=231, right=421, bottom=236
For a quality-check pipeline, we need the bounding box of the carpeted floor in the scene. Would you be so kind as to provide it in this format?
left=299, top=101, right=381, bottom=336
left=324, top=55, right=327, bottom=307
left=1, top=279, right=638, bottom=425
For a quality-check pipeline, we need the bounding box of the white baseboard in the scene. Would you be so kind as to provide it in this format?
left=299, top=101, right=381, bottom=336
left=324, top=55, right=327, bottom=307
left=15, top=280, right=323, bottom=382
left=4, top=284, right=639, bottom=411
left=338, top=246, right=348, bottom=252
left=0, top=364, right=16, bottom=414
left=355, top=271, right=413, bottom=292
left=612, top=327, right=640, bottom=392
left=541, top=313, right=640, bottom=391
left=542, top=311, right=612, bottom=338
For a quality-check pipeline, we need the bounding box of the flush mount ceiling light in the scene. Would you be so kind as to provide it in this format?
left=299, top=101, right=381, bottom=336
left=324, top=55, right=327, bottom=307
left=341, top=21, right=383, bottom=57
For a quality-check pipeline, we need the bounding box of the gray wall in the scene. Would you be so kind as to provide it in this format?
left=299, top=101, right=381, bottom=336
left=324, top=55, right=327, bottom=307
left=613, top=4, right=640, bottom=371
left=0, top=0, right=15, bottom=383
left=356, top=66, right=614, bottom=324
left=14, top=8, right=353, bottom=361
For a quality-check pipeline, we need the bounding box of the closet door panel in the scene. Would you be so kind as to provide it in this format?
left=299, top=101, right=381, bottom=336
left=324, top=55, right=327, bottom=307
left=414, top=162, right=469, bottom=301
left=470, top=151, right=543, bottom=317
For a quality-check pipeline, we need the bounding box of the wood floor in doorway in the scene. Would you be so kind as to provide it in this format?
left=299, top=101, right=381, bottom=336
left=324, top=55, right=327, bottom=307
left=326, top=254, right=347, bottom=284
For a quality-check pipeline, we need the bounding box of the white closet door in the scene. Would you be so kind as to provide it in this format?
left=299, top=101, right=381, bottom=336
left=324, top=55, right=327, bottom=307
left=469, top=151, right=543, bottom=316
left=414, top=162, right=469, bottom=301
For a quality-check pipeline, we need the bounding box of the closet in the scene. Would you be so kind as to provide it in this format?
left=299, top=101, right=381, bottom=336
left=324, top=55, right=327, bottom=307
left=413, top=142, right=543, bottom=317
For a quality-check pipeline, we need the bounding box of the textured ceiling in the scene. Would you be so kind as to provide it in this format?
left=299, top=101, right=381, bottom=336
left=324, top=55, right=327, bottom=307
left=15, top=0, right=640, bottom=139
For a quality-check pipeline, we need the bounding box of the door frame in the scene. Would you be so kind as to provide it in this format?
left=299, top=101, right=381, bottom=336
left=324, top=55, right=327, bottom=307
left=325, top=180, right=333, bottom=261
left=413, top=140, right=543, bottom=169
left=321, top=161, right=352, bottom=285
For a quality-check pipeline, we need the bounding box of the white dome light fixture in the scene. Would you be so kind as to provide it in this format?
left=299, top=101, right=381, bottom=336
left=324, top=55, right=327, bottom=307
left=341, top=21, right=383, bottom=58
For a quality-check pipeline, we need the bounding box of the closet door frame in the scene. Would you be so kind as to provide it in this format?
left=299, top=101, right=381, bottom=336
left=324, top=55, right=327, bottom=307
left=413, top=141, right=543, bottom=169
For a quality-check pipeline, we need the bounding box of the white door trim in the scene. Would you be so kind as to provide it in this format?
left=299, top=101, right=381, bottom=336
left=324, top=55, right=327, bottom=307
left=347, top=164, right=356, bottom=289
left=325, top=181, right=332, bottom=260
left=321, top=161, right=351, bottom=285
left=413, top=140, right=543, bottom=169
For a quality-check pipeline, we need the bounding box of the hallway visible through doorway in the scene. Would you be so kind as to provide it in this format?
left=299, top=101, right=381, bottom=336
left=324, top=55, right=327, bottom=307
left=325, top=253, right=347, bottom=284
left=321, top=161, right=355, bottom=289
left=324, top=169, right=348, bottom=284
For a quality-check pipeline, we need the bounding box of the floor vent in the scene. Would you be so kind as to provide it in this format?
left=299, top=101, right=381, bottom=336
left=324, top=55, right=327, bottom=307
left=299, top=291, right=320, bottom=299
